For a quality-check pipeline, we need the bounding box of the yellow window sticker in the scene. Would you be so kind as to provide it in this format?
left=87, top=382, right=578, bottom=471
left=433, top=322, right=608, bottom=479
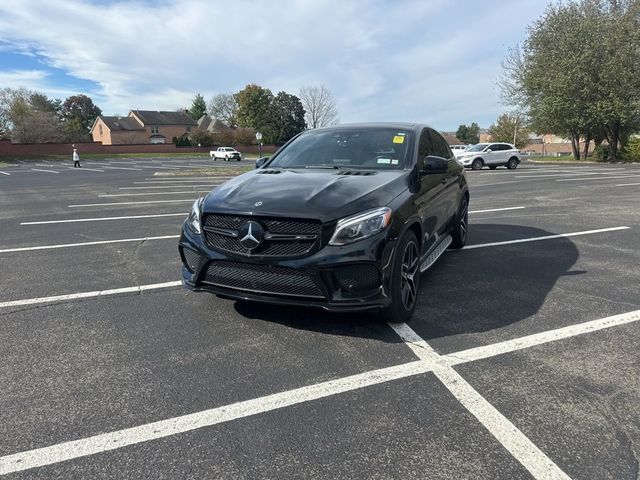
left=393, top=135, right=405, bottom=144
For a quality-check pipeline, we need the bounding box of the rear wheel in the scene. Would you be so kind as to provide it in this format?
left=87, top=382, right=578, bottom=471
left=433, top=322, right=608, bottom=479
left=471, top=158, right=483, bottom=170
left=380, top=231, right=420, bottom=323
left=507, top=157, right=518, bottom=169
left=450, top=195, right=468, bottom=249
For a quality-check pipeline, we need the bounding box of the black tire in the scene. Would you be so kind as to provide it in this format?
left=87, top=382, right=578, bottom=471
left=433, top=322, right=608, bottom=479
left=471, top=158, right=483, bottom=170
left=507, top=157, right=518, bottom=169
left=489, top=165, right=497, bottom=170
left=380, top=230, right=420, bottom=323
left=450, top=195, right=468, bottom=249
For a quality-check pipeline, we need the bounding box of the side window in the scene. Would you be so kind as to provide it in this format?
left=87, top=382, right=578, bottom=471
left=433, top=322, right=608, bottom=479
left=488, top=144, right=499, bottom=151
left=419, top=129, right=453, bottom=160
left=418, top=129, right=431, bottom=158
left=428, top=129, right=453, bottom=159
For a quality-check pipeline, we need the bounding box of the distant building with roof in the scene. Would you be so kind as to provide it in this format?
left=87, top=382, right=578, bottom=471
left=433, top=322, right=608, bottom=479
left=197, top=115, right=231, bottom=134
left=91, top=110, right=197, bottom=145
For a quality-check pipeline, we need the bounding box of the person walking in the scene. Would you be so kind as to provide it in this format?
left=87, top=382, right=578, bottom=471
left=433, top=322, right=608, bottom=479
left=73, top=148, right=81, bottom=168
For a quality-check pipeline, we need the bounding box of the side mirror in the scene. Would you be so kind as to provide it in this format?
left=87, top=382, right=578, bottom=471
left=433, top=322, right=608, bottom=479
left=255, top=156, right=270, bottom=169
left=420, top=155, right=448, bottom=175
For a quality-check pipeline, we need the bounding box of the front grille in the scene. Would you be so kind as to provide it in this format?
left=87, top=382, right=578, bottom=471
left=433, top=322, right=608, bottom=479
left=203, top=261, right=324, bottom=298
left=202, top=214, right=322, bottom=257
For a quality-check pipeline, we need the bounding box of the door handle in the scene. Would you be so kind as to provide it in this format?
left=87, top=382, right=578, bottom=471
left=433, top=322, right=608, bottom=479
left=441, top=177, right=447, bottom=184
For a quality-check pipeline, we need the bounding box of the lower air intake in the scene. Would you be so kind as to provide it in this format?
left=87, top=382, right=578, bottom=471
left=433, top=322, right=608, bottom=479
left=203, top=261, right=324, bottom=298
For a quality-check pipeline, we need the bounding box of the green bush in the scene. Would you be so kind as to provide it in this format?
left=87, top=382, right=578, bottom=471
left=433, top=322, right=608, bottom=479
left=622, top=137, right=640, bottom=162
left=189, top=130, right=215, bottom=147
left=173, top=135, right=191, bottom=147
left=591, top=144, right=609, bottom=162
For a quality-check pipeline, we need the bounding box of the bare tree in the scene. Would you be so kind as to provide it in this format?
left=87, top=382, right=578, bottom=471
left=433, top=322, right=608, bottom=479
left=299, top=85, right=339, bottom=129
left=208, top=93, right=238, bottom=127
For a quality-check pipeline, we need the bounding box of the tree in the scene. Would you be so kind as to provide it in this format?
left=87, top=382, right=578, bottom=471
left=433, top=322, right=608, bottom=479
left=234, top=127, right=256, bottom=145
left=0, top=88, right=64, bottom=143
left=208, top=93, right=238, bottom=127
left=189, top=93, right=207, bottom=120
left=488, top=113, right=530, bottom=148
left=62, top=94, right=102, bottom=142
left=299, top=85, right=338, bottom=128
left=269, top=92, right=306, bottom=144
left=456, top=122, right=480, bottom=144
left=500, top=0, right=640, bottom=160
left=234, top=84, right=274, bottom=138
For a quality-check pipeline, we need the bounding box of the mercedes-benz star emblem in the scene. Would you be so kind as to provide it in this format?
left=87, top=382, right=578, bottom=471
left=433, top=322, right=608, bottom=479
left=238, top=221, right=264, bottom=250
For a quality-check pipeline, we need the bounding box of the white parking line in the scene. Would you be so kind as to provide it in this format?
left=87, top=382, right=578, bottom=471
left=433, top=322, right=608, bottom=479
left=138, top=178, right=235, bottom=182
left=31, top=168, right=59, bottom=174
left=388, top=322, right=571, bottom=480
left=66, top=167, right=104, bottom=172
left=69, top=199, right=195, bottom=207
left=102, top=166, right=144, bottom=171
left=0, top=171, right=10, bottom=175
left=616, top=182, right=640, bottom=187
left=515, top=172, right=601, bottom=178
left=463, top=226, right=629, bottom=250
left=99, top=191, right=210, bottom=197
left=556, top=175, right=640, bottom=182
left=469, top=206, right=526, bottom=214
left=145, top=176, right=236, bottom=179
left=21, top=213, right=187, bottom=225
left=0, top=235, right=179, bottom=254
left=0, top=281, right=181, bottom=310
left=444, top=309, right=640, bottom=366
left=119, top=185, right=220, bottom=190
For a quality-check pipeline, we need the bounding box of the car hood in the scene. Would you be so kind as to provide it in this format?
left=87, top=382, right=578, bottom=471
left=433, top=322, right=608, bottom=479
left=202, top=169, right=409, bottom=222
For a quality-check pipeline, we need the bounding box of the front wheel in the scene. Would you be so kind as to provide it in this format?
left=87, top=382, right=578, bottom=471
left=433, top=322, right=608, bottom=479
left=450, top=196, right=468, bottom=249
left=380, top=231, right=420, bottom=323
left=471, top=158, right=483, bottom=170
left=507, top=157, right=518, bottom=169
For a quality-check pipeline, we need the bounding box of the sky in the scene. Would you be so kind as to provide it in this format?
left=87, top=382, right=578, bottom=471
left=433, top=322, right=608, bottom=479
left=0, top=0, right=549, bottom=131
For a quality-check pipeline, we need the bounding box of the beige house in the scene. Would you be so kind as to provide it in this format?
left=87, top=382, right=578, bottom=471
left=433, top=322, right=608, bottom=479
left=91, top=110, right=197, bottom=145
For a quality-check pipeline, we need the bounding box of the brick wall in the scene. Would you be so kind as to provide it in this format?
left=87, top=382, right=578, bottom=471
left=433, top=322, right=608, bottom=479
left=0, top=140, right=278, bottom=156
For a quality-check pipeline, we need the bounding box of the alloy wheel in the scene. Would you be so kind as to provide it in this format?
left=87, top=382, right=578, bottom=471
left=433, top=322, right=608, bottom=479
left=460, top=199, right=468, bottom=242
left=400, top=240, right=419, bottom=311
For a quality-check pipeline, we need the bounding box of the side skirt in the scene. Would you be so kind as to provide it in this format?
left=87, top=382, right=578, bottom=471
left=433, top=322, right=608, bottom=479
left=420, top=234, right=452, bottom=272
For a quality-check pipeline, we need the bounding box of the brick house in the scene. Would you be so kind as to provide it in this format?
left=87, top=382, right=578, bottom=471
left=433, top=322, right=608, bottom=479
left=91, top=110, right=197, bottom=145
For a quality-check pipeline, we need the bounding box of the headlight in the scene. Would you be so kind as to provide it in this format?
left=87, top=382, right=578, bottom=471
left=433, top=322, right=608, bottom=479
left=329, top=207, right=392, bottom=246
left=187, top=198, right=203, bottom=234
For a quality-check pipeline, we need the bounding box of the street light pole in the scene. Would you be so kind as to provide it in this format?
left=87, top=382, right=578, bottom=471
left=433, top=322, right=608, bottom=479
left=255, top=131, right=263, bottom=158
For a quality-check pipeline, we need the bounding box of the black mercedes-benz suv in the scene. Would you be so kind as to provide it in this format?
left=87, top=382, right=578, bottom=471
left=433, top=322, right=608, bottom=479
left=179, top=123, right=469, bottom=322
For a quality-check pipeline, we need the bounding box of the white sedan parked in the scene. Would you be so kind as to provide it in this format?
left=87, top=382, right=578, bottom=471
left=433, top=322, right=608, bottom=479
left=456, top=143, right=521, bottom=170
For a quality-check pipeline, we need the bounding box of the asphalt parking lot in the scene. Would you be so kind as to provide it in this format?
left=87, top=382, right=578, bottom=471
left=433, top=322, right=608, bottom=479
left=1, top=157, right=639, bottom=479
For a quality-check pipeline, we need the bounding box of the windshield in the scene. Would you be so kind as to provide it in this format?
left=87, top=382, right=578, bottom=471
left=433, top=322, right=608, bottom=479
left=466, top=143, right=489, bottom=152
left=268, top=127, right=413, bottom=170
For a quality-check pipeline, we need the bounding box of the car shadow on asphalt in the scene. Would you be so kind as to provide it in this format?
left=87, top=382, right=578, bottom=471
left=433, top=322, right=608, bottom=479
left=234, top=224, right=581, bottom=343
left=412, top=223, right=582, bottom=340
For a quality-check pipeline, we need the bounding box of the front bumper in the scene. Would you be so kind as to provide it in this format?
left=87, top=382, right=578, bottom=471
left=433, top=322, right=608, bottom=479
left=178, top=222, right=397, bottom=312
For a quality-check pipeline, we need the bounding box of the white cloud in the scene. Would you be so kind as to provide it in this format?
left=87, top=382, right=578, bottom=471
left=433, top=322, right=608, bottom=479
left=0, top=0, right=547, bottom=128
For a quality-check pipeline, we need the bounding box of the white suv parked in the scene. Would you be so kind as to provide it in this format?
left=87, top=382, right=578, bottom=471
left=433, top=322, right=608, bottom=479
left=456, top=143, right=521, bottom=170
left=450, top=145, right=468, bottom=158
